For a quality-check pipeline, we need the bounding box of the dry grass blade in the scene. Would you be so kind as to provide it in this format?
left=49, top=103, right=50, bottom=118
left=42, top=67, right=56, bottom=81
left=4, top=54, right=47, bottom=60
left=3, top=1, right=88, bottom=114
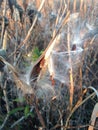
left=88, top=103, right=98, bottom=130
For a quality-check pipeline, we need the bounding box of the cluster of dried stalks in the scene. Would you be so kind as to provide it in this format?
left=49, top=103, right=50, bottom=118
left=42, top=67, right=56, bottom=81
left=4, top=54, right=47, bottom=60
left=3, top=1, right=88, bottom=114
left=0, top=0, right=98, bottom=130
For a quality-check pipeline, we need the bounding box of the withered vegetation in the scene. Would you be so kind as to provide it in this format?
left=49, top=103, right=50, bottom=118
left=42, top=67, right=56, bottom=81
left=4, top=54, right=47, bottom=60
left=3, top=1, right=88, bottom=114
left=0, top=0, right=98, bottom=130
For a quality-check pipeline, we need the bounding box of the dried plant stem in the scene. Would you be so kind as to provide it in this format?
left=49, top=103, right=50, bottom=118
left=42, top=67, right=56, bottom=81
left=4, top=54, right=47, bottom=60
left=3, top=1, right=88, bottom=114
left=67, top=0, right=70, bottom=11
left=69, top=67, right=74, bottom=109
left=0, top=72, right=9, bottom=130
left=35, top=102, right=46, bottom=129
left=14, top=19, right=18, bottom=64
left=3, top=81, right=10, bottom=113
left=53, top=0, right=67, bottom=37
left=13, top=51, right=22, bottom=66
left=53, top=0, right=63, bottom=37
left=88, top=103, right=98, bottom=130
left=59, top=2, right=67, bottom=23
left=0, top=56, right=18, bottom=75
left=0, top=114, right=9, bottom=130
left=64, top=92, right=96, bottom=130
left=11, top=108, right=33, bottom=128
left=11, top=116, right=25, bottom=128
left=67, top=26, right=74, bottom=110
left=51, top=124, right=95, bottom=130
left=80, top=0, right=83, bottom=11
left=55, top=0, right=63, bottom=26
left=58, top=110, right=64, bottom=130
left=84, top=0, right=87, bottom=17
left=73, top=0, right=76, bottom=12
left=2, top=29, right=7, bottom=50
left=17, top=0, right=45, bottom=50
left=0, top=72, right=10, bottom=114
left=0, top=0, right=7, bottom=48
left=79, top=67, right=83, bottom=101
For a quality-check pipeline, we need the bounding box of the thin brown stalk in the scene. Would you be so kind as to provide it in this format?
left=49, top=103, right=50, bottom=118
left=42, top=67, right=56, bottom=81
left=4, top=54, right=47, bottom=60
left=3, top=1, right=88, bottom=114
left=14, top=7, right=19, bottom=65
left=83, top=1, right=87, bottom=17
left=64, top=92, right=96, bottom=130
left=67, top=0, right=70, bottom=11
left=56, top=0, right=67, bottom=29
left=35, top=100, right=46, bottom=129
left=53, top=0, right=63, bottom=37
left=3, top=81, right=10, bottom=113
left=59, top=2, right=67, bottom=23
left=67, top=25, right=74, bottom=111
left=80, top=0, right=84, bottom=12
left=2, top=29, right=7, bottom=50
left=73, top=0, right=76, bottom=12
left=56, top=0, right=63, bottom=25
left=79, top=66, right=83, bottom=101
left=0, top=0, right=7, bottom=48
left=17, top=0, right=45, bottom=50
left=51, top=124, right=94, bottom=130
